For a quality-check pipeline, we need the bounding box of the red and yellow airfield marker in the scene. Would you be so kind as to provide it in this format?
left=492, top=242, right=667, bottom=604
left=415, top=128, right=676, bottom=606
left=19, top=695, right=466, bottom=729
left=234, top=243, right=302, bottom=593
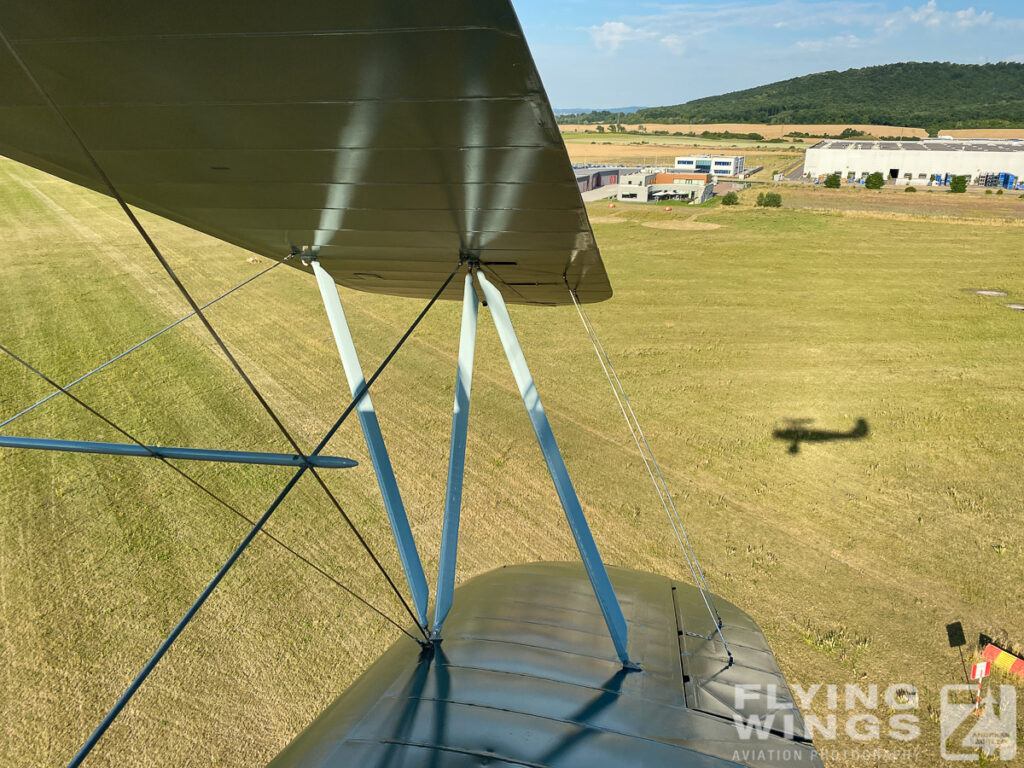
left=982, top=643, right=1024, bottom=678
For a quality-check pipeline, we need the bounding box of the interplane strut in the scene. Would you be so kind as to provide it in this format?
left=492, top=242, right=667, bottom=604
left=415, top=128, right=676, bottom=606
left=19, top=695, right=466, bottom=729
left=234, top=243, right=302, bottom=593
left=432, top=272, right=479, bottom=636
left=311, top=257, right=430, bottom=629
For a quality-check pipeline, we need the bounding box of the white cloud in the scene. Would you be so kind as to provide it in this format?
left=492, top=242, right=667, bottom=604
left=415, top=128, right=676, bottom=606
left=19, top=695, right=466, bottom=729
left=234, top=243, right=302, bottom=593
left=587, top=21, right=652, bottom=52
left=660, top=34, right=685, bottom=53
left=795, top=33, right=866, bottom=52
left=581, top=1, right=1024, bottom=69
left=902, top=1, right=994, bottom=30
left=908, top=0, right=941, bottom=25
left=953, top=8, right=994, bottom=27
left=597, top=1, right=1014, bottom=45
left=624, top=2, right=880, bottom=35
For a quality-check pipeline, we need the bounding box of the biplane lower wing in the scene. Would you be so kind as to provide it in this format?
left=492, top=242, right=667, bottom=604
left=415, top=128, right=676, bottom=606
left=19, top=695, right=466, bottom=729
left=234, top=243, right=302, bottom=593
left=269, top=563, right=824, bottom=768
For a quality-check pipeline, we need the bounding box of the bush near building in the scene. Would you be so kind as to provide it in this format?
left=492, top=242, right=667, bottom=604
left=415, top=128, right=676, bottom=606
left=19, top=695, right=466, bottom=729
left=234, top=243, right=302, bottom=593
left=950, top=175, right=968, bottom=193
left=824, top=173, right=841, bottom=189
left=756, top=191, right=782, bottom=208
left=865, top=172, right=884, bottom=190
left=905, top=186, right=916, bottom=192
left=722, top=191, right=739, bottom=206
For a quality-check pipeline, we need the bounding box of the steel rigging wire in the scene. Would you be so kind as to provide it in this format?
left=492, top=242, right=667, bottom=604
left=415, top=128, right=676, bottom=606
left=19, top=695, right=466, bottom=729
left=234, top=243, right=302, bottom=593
left=0, top=255, right=293, bottom=431
left=0, top=22, right=461, bottom=766
left=0, top=260, right=459, bottom=768
left=0, top=343, right=421, bottom=644
left=568, top=288, right=731, bottom=662
left=0, top=21, right=429, bottom=636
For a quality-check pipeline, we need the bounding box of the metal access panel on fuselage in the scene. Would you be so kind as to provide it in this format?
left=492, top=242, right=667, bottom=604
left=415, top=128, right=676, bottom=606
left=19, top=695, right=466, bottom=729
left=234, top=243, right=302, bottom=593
left=0, top=1, right=610, bottom=305
left=269, top=563, right=823, bottom=768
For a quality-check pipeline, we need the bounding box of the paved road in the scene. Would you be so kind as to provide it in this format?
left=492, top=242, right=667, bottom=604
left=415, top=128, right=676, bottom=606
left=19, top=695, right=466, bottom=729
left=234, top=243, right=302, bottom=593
left=785, top=162, right=805, bottom=180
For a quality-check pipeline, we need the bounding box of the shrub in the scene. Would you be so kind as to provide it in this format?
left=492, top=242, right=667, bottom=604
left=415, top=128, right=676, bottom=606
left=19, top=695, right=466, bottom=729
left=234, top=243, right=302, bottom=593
left=722, top=191, right=739, bottom=206
left=905, top=186, right=916, bottom=192
left=824, top=173, right=841, bottom=189
left=985, top=189, right=993, bottom=195
left=756, top=191, right=782, bottom=208
left=996, top=189, right=1004, bottom=195
left=950, top=175, right=967, bottom=193
left=865, top=172, right=884, bottom=190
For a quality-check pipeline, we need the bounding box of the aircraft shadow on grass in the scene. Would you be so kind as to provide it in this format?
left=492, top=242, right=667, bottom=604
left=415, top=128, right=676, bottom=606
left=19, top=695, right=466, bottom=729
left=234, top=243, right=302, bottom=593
left=772, top=418, right=870, bottom=454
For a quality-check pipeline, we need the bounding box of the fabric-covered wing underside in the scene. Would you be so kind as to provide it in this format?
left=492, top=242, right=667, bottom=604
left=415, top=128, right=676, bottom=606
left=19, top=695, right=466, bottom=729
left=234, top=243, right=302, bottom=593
left=0, top=1, right=610, bottom=305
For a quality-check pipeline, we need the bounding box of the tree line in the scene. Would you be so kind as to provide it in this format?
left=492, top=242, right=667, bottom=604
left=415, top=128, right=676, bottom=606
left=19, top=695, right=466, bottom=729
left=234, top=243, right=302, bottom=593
left=557, top=62, right=1024, bottom=133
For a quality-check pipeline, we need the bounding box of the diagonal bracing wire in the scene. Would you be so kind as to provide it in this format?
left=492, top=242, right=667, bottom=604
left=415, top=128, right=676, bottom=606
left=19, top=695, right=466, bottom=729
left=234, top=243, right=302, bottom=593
left=0, top=23, right=467, bottom=763
left=568, top=288, right=731, bottom=662
left=53, top=266, right=458, bottom=768
left=0, top=255, right=293, bottom=431
left=0, top=342, right=419, bottom=642
left=0, top=25, right=428, bottom=633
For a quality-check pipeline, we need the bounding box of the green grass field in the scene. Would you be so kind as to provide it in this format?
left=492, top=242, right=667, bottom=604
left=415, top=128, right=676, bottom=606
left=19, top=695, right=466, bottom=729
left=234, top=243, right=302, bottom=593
left=2, top=160, right=1023, bottom=766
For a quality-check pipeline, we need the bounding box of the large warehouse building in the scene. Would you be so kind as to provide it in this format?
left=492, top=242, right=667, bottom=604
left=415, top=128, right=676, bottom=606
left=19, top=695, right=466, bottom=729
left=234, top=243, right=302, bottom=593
left=804, top=138, right=1024, bottom=187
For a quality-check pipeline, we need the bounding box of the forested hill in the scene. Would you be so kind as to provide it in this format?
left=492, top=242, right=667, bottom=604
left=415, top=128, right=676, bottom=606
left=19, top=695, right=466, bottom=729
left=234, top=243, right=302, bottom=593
left=618, top=63, right=1024, bottom=131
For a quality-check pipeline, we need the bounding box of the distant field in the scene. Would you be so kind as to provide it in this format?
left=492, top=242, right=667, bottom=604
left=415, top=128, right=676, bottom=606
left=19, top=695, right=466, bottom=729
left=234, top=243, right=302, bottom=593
left=562, top=131, right=802, bottom=150
left=563, top=136, right=804, bottom=173
left=560, top=122, right=929, bottom=139
left=2, top=159, right=1023, bottom=767
left=563, top=123, right=1024, bottom=142
left=942, top=128, right=1024, bottom=139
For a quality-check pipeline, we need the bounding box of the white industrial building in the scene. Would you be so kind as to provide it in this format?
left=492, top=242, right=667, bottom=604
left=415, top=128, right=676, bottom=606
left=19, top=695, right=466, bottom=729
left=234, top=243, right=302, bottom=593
left=804, top=138, right=1024, bottom=187
left=618, top=171, right=714, bottom=204
left=571, top=165, right=715, bottom=204
left=675, top=155, right=744, bottom=177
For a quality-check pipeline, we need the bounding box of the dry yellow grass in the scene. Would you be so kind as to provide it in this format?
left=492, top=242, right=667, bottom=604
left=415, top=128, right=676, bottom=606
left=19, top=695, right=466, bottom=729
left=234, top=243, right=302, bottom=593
left=565, top=143, right=802, bottom=174
left=943, top=128, right=1024, bottom=139
left=790, top=206, right=1024, bottom=227
left=3, top=160, right=1024, bottom=767
left=641, top=216, right=722, bottom=231
left=780, top=183, right=1024, bottom=221
left=582, top=215, right=626, bottom=224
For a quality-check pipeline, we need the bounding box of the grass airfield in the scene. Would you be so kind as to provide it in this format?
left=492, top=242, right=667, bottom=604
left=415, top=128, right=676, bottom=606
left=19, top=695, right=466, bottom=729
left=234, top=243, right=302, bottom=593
left=1, top=158, right=1023, bottom=766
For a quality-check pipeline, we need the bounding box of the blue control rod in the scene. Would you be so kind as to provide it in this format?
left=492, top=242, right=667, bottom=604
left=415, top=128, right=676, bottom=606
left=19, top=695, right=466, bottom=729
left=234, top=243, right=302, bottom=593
left=0, top=435, right=357, bottom=469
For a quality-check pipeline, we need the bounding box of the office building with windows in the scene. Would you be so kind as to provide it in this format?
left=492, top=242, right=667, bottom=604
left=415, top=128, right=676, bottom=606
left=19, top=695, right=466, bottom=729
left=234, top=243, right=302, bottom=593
left=674, top=155, right=744, bottom=177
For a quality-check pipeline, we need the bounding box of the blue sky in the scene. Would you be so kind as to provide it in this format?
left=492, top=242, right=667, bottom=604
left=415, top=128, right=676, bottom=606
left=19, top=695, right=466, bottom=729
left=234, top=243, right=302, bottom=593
left=513, top=1, right=1024, bottom=109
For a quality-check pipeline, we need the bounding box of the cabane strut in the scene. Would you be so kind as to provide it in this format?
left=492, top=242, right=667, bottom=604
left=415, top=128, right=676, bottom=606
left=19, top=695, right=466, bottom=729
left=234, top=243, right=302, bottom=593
left=308, top=256, right=636, bottom=667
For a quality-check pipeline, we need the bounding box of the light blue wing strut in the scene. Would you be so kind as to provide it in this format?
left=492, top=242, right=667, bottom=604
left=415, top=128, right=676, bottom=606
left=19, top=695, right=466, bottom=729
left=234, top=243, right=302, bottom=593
left=311, top=258, right=429, bottom=628
left=475, top=270, right=635, bottom=667
left=431, top=272, right=478, bottom=637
